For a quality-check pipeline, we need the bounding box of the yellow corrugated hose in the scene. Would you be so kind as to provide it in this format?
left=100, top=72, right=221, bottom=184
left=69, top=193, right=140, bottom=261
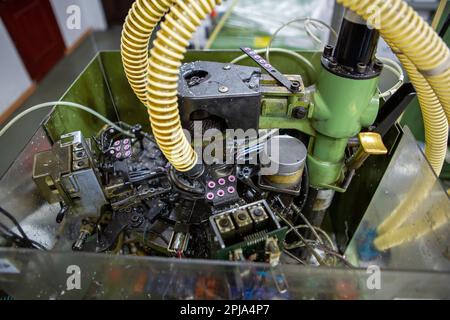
left=398, top=55, right=449, bottom=175
left=121, top=0, right=220, bottom=172
left=121, top=0, right=176, bottom=105
left=145, top=0, right=220, bottom=171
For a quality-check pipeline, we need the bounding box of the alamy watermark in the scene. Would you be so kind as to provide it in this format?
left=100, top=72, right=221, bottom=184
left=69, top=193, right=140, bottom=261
left=366, top=265, right=381, bottom=290
left=66, top=265, right=81, bottom=291
left=173, top=122, right=280, bottom=175
left=66, top=5, right=81, bottom=30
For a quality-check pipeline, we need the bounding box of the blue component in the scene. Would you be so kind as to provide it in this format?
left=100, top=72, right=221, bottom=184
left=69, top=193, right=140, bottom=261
left=357, top=228, right=381, bottom=261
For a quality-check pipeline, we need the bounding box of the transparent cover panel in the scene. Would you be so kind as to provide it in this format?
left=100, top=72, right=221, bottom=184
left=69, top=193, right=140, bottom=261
left=346, top=127, right=450, bottom=272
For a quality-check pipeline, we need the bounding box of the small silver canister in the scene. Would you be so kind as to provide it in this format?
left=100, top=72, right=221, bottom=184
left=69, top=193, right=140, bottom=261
left=260, top=135, right=307, bottom=190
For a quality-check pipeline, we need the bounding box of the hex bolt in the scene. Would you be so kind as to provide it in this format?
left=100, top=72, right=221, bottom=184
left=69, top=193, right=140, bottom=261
left=357, top=62, right=367, bottom=74
left=374, top=60, right=384, bottom=72
left=292, top=107, right=308, bottom=119
left=290, top=81, right=301, bottom=92
left=329, top=58, right=337, bottom=67
left=323, top=45, right=334, bottom=58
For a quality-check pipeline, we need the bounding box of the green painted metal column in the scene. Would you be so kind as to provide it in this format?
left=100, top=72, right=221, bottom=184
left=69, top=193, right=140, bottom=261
left=307, top=67, right=380, bottom=188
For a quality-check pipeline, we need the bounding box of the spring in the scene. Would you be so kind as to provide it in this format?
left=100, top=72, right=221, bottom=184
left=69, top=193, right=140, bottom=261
left=145, top=0, right=220, bottom=172
left=121, top=0, right=176, bottom=105
left=244, top=231, right=268, bottom=247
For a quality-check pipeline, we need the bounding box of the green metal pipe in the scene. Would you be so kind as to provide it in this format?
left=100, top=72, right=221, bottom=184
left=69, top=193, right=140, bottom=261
left=308, top=67, right=380, bottom=188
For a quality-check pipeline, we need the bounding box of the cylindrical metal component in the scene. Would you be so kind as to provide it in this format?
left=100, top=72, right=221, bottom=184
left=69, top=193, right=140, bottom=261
left=170, top=232, right=186, bottom=252
left=261, top=136, right=307, bottom=188
left=72, top=230, right=89, bottom=251
left=334, top=9, right=380, bottom=70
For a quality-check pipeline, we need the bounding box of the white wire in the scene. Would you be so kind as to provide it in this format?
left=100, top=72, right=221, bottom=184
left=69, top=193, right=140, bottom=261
left=304, top=18, right=336, bottom=46
left=378, top=57, right=405, bottom=99
left=266, top=17, right=339, bottom=64
left=0, top=101, right=134, bottom=138
left=262, top=17, right=404, bottom=100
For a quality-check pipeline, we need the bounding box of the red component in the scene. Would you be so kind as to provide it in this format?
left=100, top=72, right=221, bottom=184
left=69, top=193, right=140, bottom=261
left=109, top=267, right=123, bottom=283
left=133, top=271, right=148, bottom=294
left=335, top=279, right=359, bottom=300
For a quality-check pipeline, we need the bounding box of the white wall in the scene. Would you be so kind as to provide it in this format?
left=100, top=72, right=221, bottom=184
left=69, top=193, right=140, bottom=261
left=50, top=0, right=107, bottom=48
left=0, top=20, right=33, bottom=115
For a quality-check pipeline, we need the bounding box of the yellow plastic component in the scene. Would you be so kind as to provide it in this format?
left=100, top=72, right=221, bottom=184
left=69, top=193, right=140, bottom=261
left=374, top=197, right=449, bottom=251
left=121, top=0, right=176, bottom=105
left=358, top=132, right=388, bottom=155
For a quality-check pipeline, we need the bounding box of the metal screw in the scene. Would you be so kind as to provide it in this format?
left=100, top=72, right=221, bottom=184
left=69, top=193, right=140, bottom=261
left=323, top=45, right=334, bottom=58
left=218, top=86, right=229, bottom=93
left=219, top=218, right=230, bottom=228
left=329, top=58, right=337, bottom=67
left=252, top=208, right=264, bottom=217
left=357, top=62, right=367, bottom=74
left=249, top=82, right=256, bottom=89
left=290, top=80, right=301, bottom=92
left=292, top=107, right=308, bottom=119
left=374, top=59, right=384, bottom=72
left=237, top=213, right=247, bottom=221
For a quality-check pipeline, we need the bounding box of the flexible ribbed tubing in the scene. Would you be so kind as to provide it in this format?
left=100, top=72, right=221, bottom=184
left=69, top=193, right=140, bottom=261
left=398, top=56, right=448, bottom=174
left=146, top=0, right=221, bottom=171
left=121, top=0, right=175, bottom=105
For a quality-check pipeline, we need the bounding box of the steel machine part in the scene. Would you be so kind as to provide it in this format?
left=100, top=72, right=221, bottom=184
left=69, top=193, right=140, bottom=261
left=259, top=135, right=307, bottom=195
